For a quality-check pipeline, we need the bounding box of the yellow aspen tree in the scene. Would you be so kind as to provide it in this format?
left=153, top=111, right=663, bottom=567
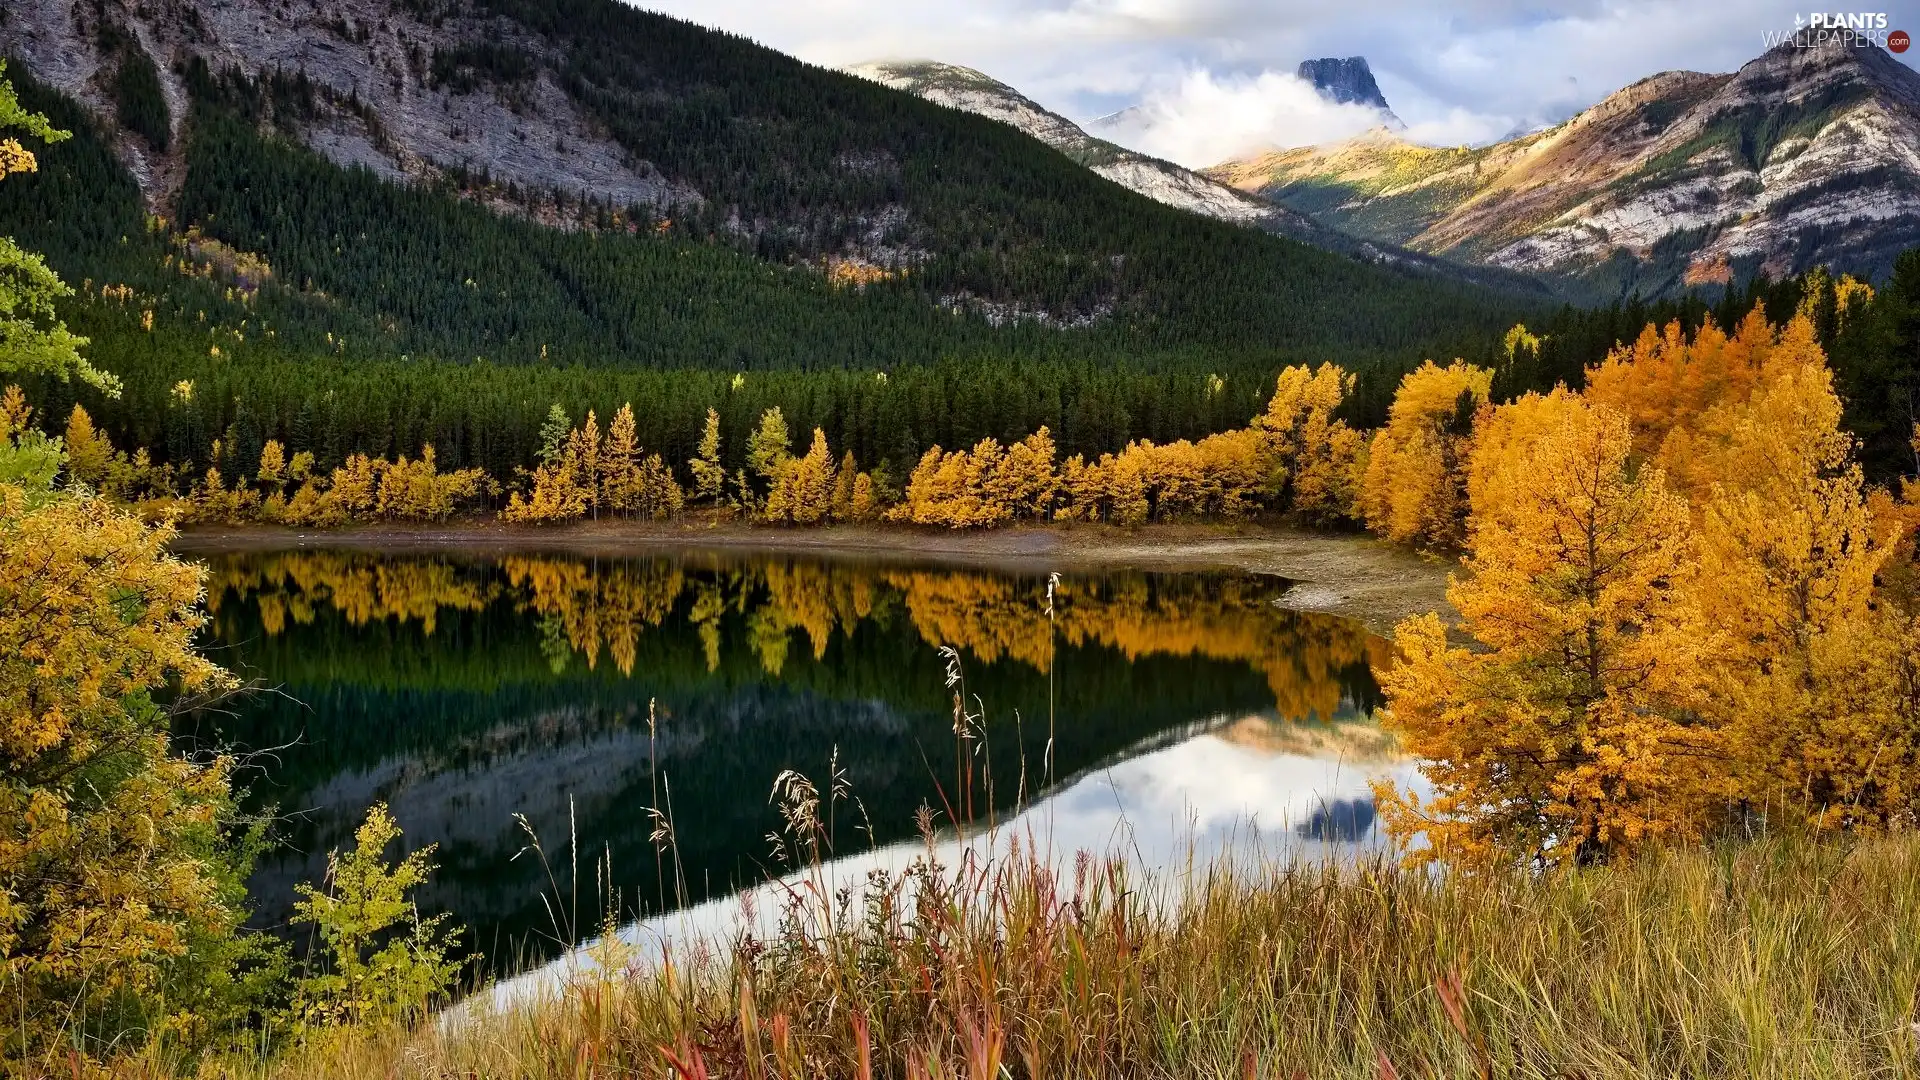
left=1465, top=386, right=1582, bottom=515
left=1105, top=449, right=1149, bottom=525
left=1358, top=360, right=1491, bottom=549
left=850, top=471, right=877, bottom=522
left=256, top=439, right=287, bottom=495
left=1586, top=310, right=1774, bottom=491
left=253, top=439, right=288, bottom=521
left=635, top=453, right=684, bottom=520
left=573, top=410, right=603, bottom=518
left=796, top=428, right=835, bottom=523
left=506, top=416, right=595, bottom=523
left=1193, top=428, right=1266, bottom=518
left=959, top=438, right=1011, bottom=527
left=746, top=407, right=791, bottom=494
left=765, top=428, right=834, bottom=524
left=688, top=407, right=726, bottom=506
left=893, top=446, right=963, bottom=526
left=327, top=453, right=381, bottom=520
left=190, top=465, right=252, bottom=522
left=1376, top=398, right=1714, bottom=867
left=1056, top=454, right=1097, bottom=522
left=1690, top=329, right=1917, bottom=828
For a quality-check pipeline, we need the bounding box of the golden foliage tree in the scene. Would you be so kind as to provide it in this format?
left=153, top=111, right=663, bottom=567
left=830, top=450, right=860, bottom=521
left=688, top=407, right=726, bottom=506
left=600, top=402, right=644, bottom=512
left=62, top=404, right=112, bottom=490
left=765, top=427, right=836, bottom=524
left=1377, top=397, right=1714, bottom=867
left=745, top=407, right=792, bottom=510
left=0, top=483, right=245, bottom=1064
left=1686, top=322, right=1920, bottom=828
left=891, top=429, right=1059, bottom=528
left=1256, top=363, right=1364, bottom=520
left=1358, top=360, right=1492, bottom=549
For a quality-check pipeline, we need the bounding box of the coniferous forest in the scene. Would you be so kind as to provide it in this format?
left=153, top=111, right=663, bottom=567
left=0, top=51, right=1547, bottom=481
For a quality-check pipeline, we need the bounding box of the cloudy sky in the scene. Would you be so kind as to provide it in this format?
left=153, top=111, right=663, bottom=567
left=631, top=0, right=1917, bottom=166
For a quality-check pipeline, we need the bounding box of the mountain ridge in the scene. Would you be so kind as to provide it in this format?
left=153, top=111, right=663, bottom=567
left=843, top=58, right=1552, bottom=295
left=1211, top=40, right=1920, bottom=296
left=0, top=0, right=1537, bottom=380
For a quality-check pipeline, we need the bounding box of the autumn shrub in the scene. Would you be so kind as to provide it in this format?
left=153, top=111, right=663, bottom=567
left=287, top=805, right=465, bottom=1031
left=0, top=475, right=268, bottom=1069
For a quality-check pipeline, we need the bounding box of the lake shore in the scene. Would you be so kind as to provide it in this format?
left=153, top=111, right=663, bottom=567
left=169, top=519, right=1456, bottom=636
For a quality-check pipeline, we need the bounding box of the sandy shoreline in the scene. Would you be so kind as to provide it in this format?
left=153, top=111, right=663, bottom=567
left=169, top=520, right=1457, bottom=635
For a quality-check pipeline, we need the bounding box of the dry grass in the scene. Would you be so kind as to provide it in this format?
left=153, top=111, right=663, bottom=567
left=213, top=831, right=1920, bottom=1080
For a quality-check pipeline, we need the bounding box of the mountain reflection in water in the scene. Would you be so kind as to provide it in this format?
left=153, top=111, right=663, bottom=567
left=491, top=715, right=1422, bottom=1007
left=181, top=548, right=1398, bottom=973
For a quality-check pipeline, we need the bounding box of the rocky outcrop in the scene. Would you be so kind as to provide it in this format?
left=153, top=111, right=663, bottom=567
left=0, top=0, right=699, bottom=214
left=1297, top=57, right=1401, bottom=127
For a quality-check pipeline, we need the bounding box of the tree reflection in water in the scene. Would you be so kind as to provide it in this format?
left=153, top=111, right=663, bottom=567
left=187, top=549, right=1395, bottom=973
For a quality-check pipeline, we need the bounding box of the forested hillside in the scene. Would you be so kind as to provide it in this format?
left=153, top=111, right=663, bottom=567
left=0, top=0, right=1534, bottom=356
left=0, top=38, right=1542, bottom=480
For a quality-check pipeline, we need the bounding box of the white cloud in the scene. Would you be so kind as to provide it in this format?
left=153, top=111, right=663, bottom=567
left=1094, top=68, right=1391, bottom=166
left=630, top=0, right=1920, bottom=164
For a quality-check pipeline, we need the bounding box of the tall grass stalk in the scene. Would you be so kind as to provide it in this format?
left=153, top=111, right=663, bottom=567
left=246, top=832, right=1920, bottom=1079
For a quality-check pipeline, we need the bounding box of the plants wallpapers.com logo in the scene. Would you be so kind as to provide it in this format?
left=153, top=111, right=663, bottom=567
left=1764, top=12, right=1911, bottom=50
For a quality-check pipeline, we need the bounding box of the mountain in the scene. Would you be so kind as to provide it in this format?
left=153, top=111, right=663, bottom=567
left=843, top=60, right=1325, bottom=235
left=844, top=59, right=1551, bottom=294
left=1297, top=57, right=1401, bottom=127
left=0, top=0, right=1544, bottom=381
left=1210, top=40, right=1920, bottom=298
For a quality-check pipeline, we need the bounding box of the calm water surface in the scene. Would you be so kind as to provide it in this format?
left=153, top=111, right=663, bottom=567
left=181, top=547, right=1412, bottom=974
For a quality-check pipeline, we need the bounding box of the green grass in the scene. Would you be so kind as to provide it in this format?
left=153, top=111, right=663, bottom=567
left=193, top=831, right=1920, bottom=1079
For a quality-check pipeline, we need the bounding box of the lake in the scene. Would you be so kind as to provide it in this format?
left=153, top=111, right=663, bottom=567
left=178, top=546, right=1414, bottom=976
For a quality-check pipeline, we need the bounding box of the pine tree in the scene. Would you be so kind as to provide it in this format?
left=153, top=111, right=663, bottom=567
left=747, top=407, right=791, bottom=490
left=535, top=403, right=572, bottom=466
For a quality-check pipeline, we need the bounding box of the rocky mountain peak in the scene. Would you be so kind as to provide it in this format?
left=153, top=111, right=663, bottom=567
left=1297, top=56, right=1399, bottom=125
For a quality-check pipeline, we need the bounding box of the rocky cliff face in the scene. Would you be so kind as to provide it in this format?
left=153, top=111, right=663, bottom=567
left=0, top=0, right=700, bottom=217
left=1212, top=41, right=1920, bottom=295
left=1297, top=56, right=1401, bottom=127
